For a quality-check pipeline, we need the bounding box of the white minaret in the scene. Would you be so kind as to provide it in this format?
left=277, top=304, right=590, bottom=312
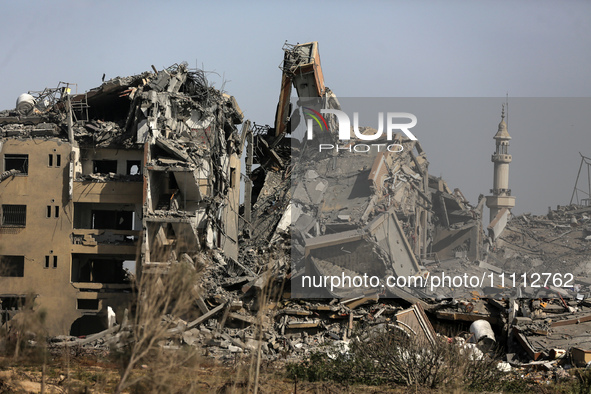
left=486, top=105, right=515, bottom=223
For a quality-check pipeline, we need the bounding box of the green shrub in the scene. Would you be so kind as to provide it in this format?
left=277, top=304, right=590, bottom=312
left=287, top=326, right=505, bottom=391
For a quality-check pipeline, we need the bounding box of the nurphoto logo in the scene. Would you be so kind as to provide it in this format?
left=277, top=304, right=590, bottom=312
left=304, top=108, right=418, bottom=152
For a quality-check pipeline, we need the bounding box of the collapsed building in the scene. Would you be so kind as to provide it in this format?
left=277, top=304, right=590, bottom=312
left=0, top=63, right=244, bottom=335
left=235, top=42, right=591, bottom=369
left=243, top=42, right=486, bottom=300
left=2, top=42, right=591, bottom=376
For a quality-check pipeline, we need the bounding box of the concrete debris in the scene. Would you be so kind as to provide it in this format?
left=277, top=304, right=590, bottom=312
left=0, top=168, right=20, bottom=183
left=2, top=41, right=591, bottom=377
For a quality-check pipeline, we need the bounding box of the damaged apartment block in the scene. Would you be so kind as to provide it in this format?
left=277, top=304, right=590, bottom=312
left=0, top=63, right=244, bottom=335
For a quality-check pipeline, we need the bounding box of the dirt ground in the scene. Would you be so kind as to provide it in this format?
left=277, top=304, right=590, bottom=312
left=0, top=355, right=410, bottom=394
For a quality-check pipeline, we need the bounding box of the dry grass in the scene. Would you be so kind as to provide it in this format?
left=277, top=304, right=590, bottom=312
left=112, top=260, right=202, bottom=393
left=0, top=354, right=407, bottom=394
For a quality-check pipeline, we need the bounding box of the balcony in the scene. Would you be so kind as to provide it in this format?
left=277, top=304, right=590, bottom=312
left=72, top=282, right=133, bottom=291
left=71, top=229, right=140, bottom=254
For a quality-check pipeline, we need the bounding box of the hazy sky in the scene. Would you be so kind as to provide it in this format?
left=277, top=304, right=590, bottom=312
left=1, top=0, right=590, bottom=215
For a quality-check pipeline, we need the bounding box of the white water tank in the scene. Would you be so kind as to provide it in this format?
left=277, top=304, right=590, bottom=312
left=16, top=93, right=36, bottom=115
left=470, top=320, right=496, bottom=349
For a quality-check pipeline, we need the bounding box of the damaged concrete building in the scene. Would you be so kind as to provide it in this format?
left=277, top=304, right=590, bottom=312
left=242, top=41, right=486, bottom=301
left=0, top=63, right=244, bottom=335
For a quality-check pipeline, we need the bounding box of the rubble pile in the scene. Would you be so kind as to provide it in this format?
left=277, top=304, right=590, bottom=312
left=491, top=205, right=591, bottom=276
left=46, top=289, right=437, bottom=364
